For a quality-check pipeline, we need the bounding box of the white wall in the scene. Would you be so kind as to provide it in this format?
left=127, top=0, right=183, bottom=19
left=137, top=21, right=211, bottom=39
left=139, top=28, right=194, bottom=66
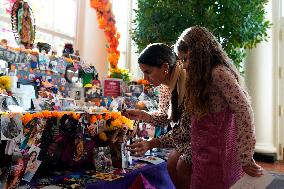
left=244, top=0, right=278, bottom=156
left=76, top=0, right=108, bottom=79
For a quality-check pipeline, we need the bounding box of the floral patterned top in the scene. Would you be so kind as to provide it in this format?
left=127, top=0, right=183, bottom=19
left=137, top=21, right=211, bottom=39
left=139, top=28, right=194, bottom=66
left=151, top=85, right=172, bottom=126
left=150, top=85, right=192, bottom=164
left=209, top=65, right=256, bottom=165
left=149, top=65, right=256, bottom=166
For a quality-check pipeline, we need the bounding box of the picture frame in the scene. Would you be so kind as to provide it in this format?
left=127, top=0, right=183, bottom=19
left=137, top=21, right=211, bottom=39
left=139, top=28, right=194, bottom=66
left=129, top=85, right=144, bottom=97
left=1, top=114, right=23, bottom=141
left=70, top=87, right=85, bottom=101
left=102, top=78, right=122, bottom=97
left=0, top=45, right=7, bottom=60
left=6, top=50, right=17, bottom=63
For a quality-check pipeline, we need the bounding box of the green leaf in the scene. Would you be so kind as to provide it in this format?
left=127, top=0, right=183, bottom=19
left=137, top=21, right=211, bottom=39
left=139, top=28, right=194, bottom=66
left=131, top=0, right=271, bottom=71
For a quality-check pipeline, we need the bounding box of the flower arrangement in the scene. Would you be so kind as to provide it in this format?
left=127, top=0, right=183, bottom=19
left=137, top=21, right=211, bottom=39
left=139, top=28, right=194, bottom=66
left=0, top=76, right=11, bottom=91
left=109, top=68, right=131, bottom=83
left=89, top=112, right=134, bottom=141
left=90, top=0, right=120, bottom=69
left=90, top=112, right=133, bottom=131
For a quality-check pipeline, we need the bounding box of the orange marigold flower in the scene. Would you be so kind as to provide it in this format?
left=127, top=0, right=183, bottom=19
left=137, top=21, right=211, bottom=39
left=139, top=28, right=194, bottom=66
left=104, top=113, right=111, bottom=120
left=96, top=114, right=103, bottom=120
left=90, top=115, right=97, bottom=124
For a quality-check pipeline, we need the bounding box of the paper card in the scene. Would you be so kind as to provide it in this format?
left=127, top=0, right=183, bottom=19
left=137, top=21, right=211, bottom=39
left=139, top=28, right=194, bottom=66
left=103, top=78, right=121, bottom=97
left=133, top=156, right=165, bottom=165
left=230, top=171, right=274, bottom=189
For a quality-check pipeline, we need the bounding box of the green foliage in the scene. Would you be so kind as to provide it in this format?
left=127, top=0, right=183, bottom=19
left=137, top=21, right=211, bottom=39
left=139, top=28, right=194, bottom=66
left=131, top=0, right=271, bottom=71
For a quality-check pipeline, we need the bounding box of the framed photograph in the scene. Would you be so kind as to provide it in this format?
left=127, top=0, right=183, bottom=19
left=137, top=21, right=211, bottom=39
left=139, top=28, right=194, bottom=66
left=102, top=78, right=122, bottom=97
left=49, top=58, right=58, bottom=73
left=0, top=45, right=7, bottom=60
left=100, top=96, right=113, bottom=109
left=6, top=50, right=17, bottom=63
left=85, top=85, right=101, bottom=101
left=4, top=157, right=26, bottom=188
left=138, top=122, right=155, bottom=138
left=1, top=114, right=23, bottom=141
left=60, top=98, right=76, bottom=111
left=94, top=147, right=113, bottom=172
left=15, top=51, right=29, bottom=64
left=129, top=85, right=144, bottom=97
left=70, top=87, right=85, bottom=101
left=22, top=147, right=42, bottom=182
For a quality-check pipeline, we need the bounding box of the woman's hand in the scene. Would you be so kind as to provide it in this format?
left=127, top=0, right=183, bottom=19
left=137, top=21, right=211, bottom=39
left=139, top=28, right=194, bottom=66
left=123, top=109, right=151, bottom=122
left=126, top=138, right=151, bottom=156
left=242, top=161, right=264, bottom=177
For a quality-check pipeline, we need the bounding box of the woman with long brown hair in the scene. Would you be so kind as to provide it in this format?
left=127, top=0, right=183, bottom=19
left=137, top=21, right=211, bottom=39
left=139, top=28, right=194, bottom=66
left=175, top=26, right=263, bottom=188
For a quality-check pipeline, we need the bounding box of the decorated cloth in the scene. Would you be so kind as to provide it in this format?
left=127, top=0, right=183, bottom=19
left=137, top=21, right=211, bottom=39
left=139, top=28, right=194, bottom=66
left=87, top=162, right=174, bottom=189
left=128, top=173, right=156, bottom=189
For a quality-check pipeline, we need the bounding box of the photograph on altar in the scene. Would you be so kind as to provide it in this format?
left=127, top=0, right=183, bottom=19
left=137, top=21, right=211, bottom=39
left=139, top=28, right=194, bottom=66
left=6, top=50, right=17, bottom=63
left=22, top=146, right=42, bottom=182
left=94, top=147, right=113, bottom=172
left=0, top=46, right=6, bottom=60
left=138, top=123, right=155, bottom=138
left=129, top=85, right=144, bottom=97
left=32, top=98, right=53, bottom=111
left=85, top=86, right=101, bottom=101
left=69, top=88, right=85, bottom=101
left=3, top=156, right=26, bottom=189
left=27, top=118, right=46, bottom=147
left=1, top=114, right=23, bottom=141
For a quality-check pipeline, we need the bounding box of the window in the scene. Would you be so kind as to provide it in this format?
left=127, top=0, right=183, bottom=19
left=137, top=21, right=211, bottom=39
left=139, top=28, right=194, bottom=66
left=0, top=0, right=78, bottom=55
left=282, top=0, right=284, bottom=17
left=112, top=0, right=130, bottom=68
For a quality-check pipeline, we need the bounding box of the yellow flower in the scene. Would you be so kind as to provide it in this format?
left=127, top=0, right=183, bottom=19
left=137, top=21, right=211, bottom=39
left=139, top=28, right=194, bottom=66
left=0, top=76, right=11, bottom=90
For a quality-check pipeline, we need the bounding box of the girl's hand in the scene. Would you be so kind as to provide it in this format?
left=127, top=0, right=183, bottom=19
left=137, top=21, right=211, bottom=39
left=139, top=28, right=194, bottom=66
left=126, top=138, right=150, bottom=156
left=123, top=109, right=151, bottom=122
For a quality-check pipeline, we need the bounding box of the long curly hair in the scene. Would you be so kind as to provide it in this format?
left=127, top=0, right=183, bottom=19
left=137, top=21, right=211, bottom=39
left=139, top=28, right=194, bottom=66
left=175, top=26, right=244, bottom=118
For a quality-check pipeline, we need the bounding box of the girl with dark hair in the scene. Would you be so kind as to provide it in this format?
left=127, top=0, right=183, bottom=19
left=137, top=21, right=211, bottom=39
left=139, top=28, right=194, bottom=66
left=125, top=43, right=191, bottom=189
left=174, top=26, right=263, bottom=189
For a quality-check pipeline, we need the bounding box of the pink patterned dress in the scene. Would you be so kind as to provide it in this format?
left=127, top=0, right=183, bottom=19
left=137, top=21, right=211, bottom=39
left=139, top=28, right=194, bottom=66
left=190, top=65, right=256, bottom=189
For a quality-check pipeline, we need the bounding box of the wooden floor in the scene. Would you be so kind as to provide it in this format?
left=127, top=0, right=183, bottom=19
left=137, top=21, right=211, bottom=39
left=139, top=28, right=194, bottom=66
left=257, top=161, right=284, bottom=173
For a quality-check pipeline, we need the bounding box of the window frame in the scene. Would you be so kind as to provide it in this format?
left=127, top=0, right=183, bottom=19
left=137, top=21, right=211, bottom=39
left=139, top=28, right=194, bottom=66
left=0, top=0, right=79, bottom=52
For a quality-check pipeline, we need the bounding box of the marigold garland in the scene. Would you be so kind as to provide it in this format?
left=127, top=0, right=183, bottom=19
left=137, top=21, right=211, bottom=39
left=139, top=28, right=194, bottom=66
left=21, top=111, right=75, bottom=126
left=90, top=0, right=120, bottom=69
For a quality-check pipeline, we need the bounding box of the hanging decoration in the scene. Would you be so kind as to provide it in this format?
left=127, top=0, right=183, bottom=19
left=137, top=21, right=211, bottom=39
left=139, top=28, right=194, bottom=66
left=11, top=0, right=36, bottom=49
left=90, top=0, right=120, bottom=69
